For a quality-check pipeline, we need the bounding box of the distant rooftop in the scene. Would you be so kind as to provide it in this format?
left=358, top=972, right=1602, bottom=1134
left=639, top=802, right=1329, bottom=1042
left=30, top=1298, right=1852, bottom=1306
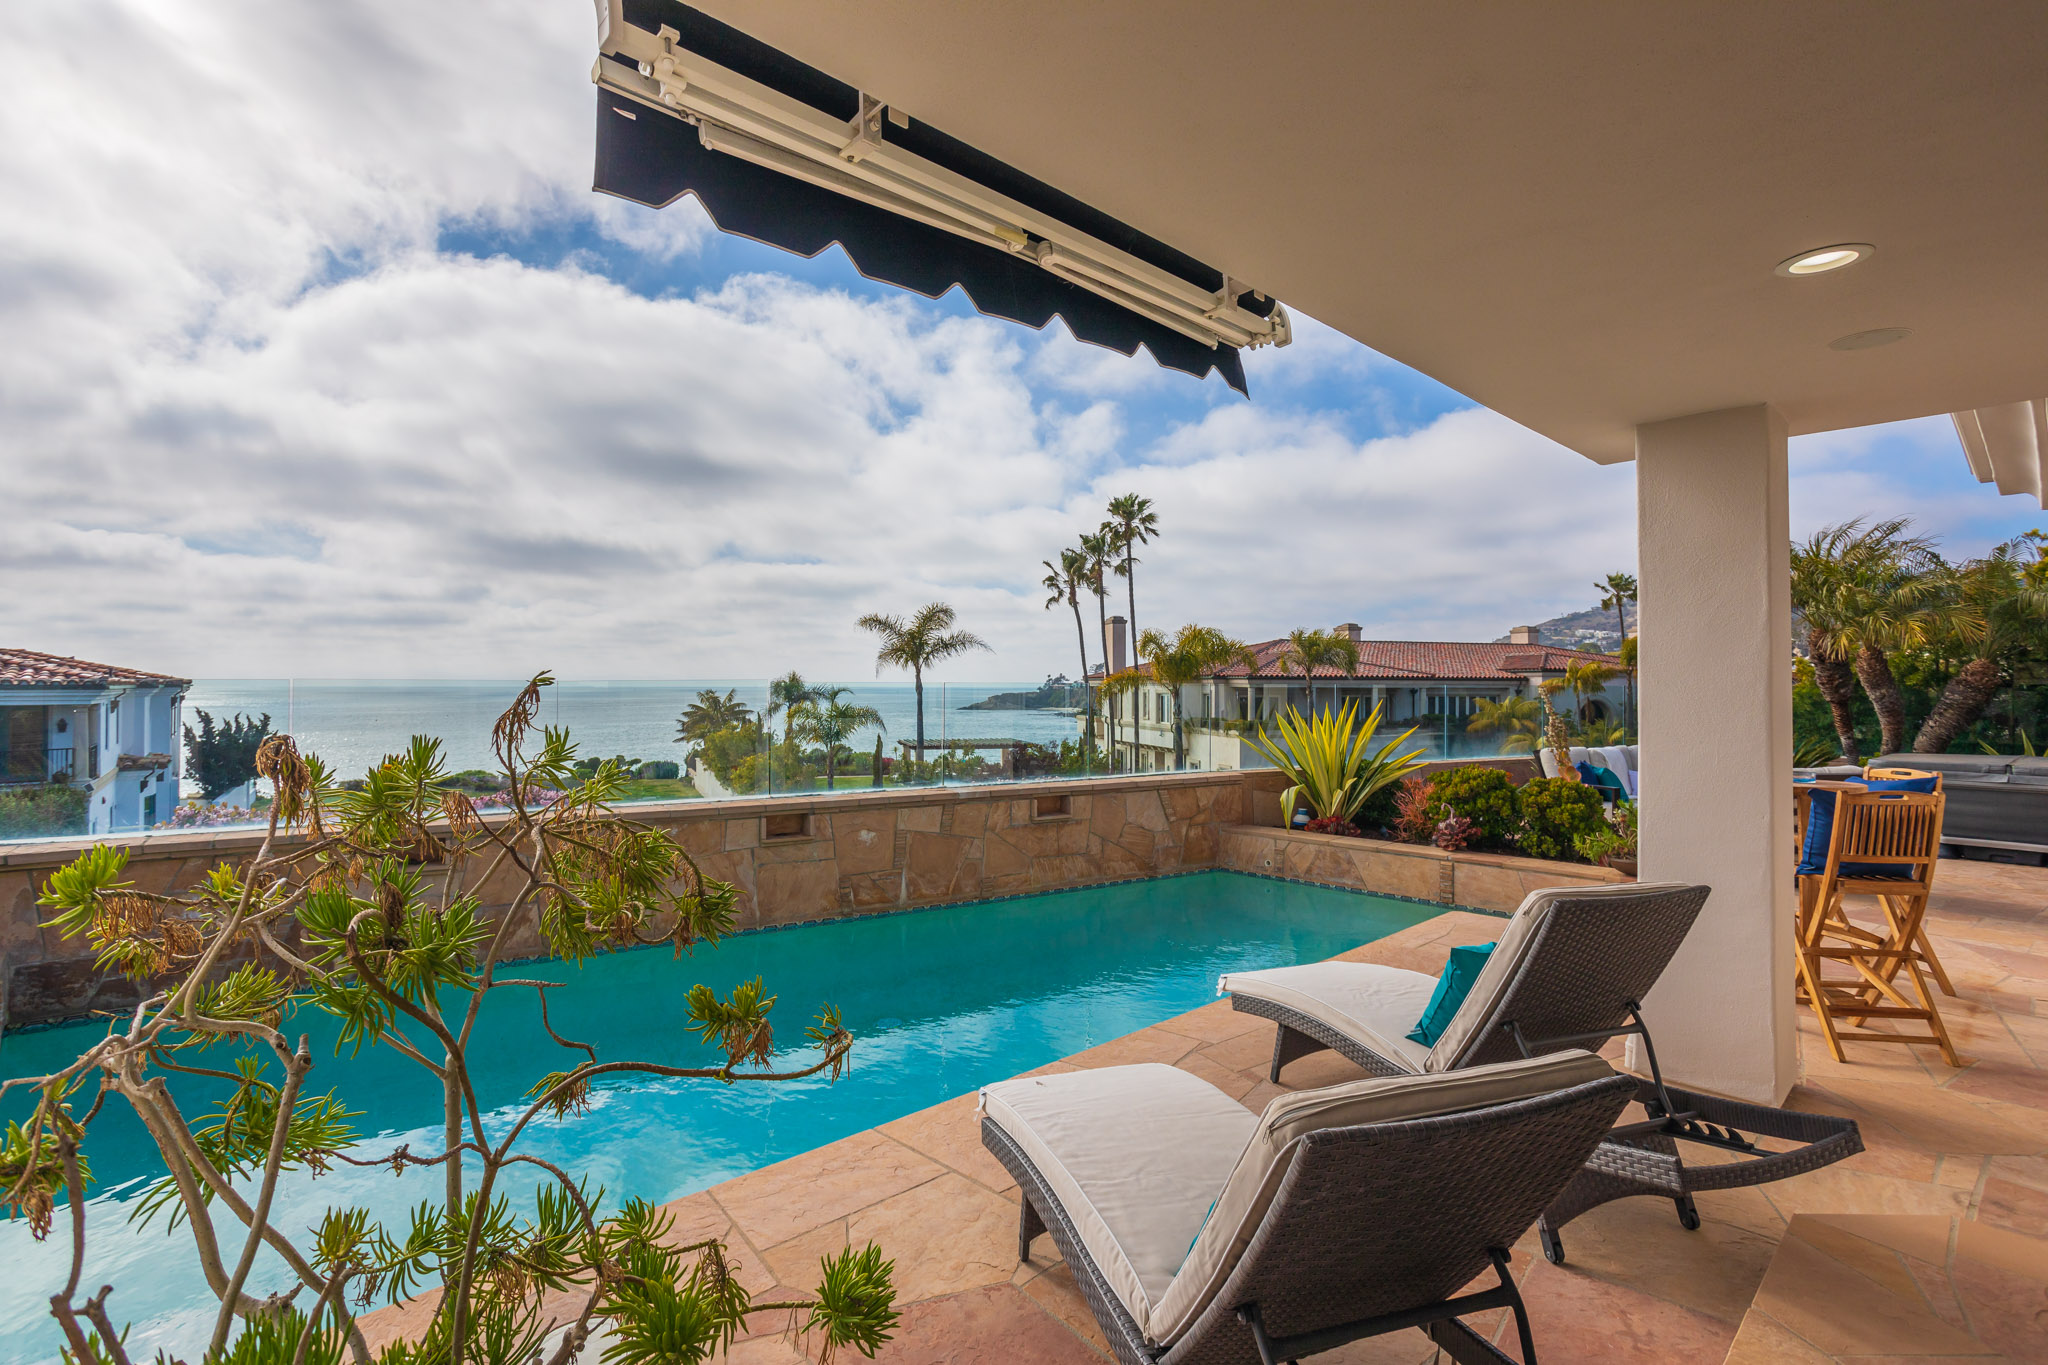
left=0, top=648, right=191, bottom=690
left=1135, top=636, right=1617, bottom=683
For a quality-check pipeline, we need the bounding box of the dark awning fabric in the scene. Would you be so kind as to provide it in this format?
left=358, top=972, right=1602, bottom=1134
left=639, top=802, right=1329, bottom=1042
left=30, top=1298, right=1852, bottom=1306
left=591, top=90, right=1249, bottom=395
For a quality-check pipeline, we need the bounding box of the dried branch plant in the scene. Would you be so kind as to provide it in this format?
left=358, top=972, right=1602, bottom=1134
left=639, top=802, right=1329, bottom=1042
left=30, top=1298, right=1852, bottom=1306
left=3, top=675, right=896, bottom=1365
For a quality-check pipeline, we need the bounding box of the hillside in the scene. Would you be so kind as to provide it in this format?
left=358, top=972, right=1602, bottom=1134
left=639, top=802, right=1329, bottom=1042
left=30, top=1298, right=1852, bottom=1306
left=1492, top=603, right=1632, bottom=649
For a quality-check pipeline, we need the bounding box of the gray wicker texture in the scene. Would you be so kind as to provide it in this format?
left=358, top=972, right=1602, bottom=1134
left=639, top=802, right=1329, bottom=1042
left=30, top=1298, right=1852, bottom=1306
left=1539, top=1077, right=1863, bottom=1234
left=984, top=1075, right=1636, bottom=1365
left=1448, top=884, right=1711, bottom=1069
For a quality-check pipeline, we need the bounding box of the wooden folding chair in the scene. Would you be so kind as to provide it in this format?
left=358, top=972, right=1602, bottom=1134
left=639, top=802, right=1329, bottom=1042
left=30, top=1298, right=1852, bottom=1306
left=1811, top=768, right=1956, bottom=998
left=1794, top=786, right=1957, bottom=1066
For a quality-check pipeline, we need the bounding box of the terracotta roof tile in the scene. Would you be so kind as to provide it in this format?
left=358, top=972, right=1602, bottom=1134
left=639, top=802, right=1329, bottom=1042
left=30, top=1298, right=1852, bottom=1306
left=1134, top=638, right=1616, bottom=682
left=0, top=649, right=191, bottom=689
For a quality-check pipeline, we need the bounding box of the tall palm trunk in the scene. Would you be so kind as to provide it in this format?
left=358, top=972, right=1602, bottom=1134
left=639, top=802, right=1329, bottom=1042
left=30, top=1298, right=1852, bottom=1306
left=1092, top=589, right=1118, bottom=771
left=1171, top=692, right=1186, bottom=768
left=1069, top=598, right=1093, bottom=750
left=912, top=666, right=925, bottom=765
left=1854, top=644, right=1909, bottom=756
left=1913, top=656, right=2003, bottom=753
left=1124, top=549, right=1140, bottom=766
left=1807, top=631, right=1864, bottom=762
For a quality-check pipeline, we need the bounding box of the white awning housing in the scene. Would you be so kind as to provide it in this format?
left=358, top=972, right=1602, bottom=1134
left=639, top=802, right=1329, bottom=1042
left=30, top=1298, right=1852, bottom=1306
left=1953, top=399, right=2048, bottom=509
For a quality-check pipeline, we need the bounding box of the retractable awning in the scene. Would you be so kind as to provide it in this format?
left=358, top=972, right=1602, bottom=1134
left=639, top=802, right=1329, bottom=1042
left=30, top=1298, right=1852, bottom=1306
left=589, top=0, right=1290, bottom=395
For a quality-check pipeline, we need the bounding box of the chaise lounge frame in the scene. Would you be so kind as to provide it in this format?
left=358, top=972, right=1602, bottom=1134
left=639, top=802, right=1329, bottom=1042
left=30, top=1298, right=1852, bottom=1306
left=984, top=1074, right=1638, bottom=1365
left=1229, top=884, right=1863, bottom=1264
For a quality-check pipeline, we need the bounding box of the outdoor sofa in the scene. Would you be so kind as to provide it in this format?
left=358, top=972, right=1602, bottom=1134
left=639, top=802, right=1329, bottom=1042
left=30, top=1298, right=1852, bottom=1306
left=981, top=1050, right=1635, bottom=1365
left=1220, top=882, right=1863, bottom=1264
left=1536, top=743, right=1637, bottom=798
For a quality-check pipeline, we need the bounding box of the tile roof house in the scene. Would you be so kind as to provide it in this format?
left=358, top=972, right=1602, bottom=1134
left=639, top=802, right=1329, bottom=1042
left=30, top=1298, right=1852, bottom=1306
left=1, top=649, right=191, bottom=836
left=1096, top=624, right=1625, bottom=773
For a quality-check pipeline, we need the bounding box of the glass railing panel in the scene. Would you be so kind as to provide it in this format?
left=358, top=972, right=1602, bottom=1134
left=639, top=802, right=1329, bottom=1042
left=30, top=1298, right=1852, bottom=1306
left=0, top=673, right=1557, bottom=847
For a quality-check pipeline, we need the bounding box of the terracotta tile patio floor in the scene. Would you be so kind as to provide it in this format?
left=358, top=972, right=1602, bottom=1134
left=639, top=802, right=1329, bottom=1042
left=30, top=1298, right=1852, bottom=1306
left=367, top=860, right=2048, bottom=1362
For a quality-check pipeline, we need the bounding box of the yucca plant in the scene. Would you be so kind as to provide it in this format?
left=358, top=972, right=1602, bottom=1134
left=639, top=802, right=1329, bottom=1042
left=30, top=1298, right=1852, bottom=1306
left=1244, top=700, right=1427, bottom=829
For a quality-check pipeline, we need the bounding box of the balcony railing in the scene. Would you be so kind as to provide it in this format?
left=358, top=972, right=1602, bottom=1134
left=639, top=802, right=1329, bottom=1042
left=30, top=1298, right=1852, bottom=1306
left=0, top=745, right=75, bottom=785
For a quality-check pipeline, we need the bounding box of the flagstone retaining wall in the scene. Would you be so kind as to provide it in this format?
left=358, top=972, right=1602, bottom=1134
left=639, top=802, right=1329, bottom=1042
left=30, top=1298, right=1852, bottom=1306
left=1214, top=823, right=1625, bottom=912
left=0, top=757, right=1565, bottom=1028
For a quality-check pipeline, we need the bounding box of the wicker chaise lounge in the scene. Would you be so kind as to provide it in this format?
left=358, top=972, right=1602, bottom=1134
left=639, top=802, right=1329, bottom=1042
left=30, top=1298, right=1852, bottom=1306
left=981, top=1051, right=1635, bottom=1365
left=1221, top=881, right=1863, bottom=1264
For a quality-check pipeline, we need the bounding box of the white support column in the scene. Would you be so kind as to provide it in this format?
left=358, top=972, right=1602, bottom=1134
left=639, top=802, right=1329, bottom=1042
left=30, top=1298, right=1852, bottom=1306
left=1634, top=404, right=1797, bottom=1104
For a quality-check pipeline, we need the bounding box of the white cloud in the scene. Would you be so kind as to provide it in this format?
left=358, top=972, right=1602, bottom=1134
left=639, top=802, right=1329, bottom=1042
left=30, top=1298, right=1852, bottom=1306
left=17, top=0, right=2020, bottom=689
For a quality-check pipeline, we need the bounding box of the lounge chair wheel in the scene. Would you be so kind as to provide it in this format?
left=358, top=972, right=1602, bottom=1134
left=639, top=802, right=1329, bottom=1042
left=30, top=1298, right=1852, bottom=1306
left=1540, top=1224, right=1566, bottom=1265
left=1674, top=1195, right=1701, bottom=1231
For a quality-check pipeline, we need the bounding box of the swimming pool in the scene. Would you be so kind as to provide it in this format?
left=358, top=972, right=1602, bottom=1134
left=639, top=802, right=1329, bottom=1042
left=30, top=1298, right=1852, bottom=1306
left=0, top=870, right=1435, bottom=1361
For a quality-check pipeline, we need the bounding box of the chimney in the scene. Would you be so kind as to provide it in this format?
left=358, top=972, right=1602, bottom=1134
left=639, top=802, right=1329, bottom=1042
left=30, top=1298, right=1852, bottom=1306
left=1335, top=622, right=1363, bottom=643
left=1103, top=615, right=1129, bottom=673
left=1509, top=625, right=1541, bottom=645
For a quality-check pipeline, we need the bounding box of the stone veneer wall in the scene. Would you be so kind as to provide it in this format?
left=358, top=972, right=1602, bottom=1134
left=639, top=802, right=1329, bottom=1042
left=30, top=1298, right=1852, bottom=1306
left=1214, top=824, right=1626, bottom=914
left=0, top=771, right=1254, bottom=1028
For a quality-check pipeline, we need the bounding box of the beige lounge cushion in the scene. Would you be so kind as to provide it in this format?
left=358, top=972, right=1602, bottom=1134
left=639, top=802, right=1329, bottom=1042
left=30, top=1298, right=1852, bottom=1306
left=1424, top=881, right=1695, bottom=1072
left=980, top=1064, right=1259, bottom=1338
left=1217, top=960, right=1438, bottom=1073
left=1148, top=1049, right=1614, bottom=1346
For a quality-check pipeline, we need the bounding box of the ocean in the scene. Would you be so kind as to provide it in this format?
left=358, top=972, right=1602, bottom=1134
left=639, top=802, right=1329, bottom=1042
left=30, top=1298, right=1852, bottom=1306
left=179, top=679, right=1083, bottom=782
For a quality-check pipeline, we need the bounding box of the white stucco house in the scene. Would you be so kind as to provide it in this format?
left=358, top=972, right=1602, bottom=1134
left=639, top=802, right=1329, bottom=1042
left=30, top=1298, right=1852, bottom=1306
left=0, top=649, right=190, bottom=835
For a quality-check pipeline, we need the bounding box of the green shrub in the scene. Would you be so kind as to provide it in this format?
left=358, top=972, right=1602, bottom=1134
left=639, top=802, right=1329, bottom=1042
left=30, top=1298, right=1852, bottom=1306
left=0, top=783, right=88, bottom=838
left=1425, top=766, right=1520, bottom=848
left=1517, top=778, right=1606, bottom=861
left=637, top=760, right=680, bottom=780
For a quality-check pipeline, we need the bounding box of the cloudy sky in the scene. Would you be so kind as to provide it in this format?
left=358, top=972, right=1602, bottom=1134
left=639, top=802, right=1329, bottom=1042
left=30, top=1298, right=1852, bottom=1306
left=2, top=3, right=2037, bottom=684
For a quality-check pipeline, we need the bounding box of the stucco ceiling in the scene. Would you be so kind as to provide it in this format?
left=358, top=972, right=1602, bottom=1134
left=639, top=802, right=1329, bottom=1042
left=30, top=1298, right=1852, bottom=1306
left=682, top=2, right=2048, bottom=463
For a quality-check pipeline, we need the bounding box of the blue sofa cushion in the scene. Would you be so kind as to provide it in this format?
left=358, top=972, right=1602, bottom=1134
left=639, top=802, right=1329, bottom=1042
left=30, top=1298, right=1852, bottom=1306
left=1575, top=761, right=1626, bottom=801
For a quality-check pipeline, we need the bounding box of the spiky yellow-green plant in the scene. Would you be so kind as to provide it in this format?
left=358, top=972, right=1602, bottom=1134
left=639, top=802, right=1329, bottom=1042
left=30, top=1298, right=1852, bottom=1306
left=1244, top=700, right=1428, bottom=826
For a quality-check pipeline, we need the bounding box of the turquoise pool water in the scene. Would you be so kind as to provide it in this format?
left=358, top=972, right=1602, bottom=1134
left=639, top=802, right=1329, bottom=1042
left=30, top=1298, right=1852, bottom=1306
left=0, top=871, right=1433, bottom=1361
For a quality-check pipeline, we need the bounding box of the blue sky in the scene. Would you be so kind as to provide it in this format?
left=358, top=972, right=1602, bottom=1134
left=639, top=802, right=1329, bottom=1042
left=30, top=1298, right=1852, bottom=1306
left=1, top=1, right=2036, bottom=682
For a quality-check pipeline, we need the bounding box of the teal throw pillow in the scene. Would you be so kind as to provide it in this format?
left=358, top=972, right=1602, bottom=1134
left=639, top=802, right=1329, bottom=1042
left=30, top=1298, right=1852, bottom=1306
left=1407, top=942, right=1497, bottom=1046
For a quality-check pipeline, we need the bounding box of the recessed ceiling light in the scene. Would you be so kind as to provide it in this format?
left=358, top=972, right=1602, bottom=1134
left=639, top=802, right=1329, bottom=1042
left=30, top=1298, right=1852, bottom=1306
left=1829, top=327, right=1912, bottom=351
left=1775, top=243, right=1875, bottom=277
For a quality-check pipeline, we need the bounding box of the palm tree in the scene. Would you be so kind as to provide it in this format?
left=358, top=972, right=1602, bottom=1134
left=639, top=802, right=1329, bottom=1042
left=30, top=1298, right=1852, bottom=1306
left=857, top=602, right=991, bottom=764
left=1912, top=538, right=2046, bottom=752
left=1106, top=493, right=1159, bottom=762
left=1560, top=658, right=1619, bottom=725
left=1042, top=549, right=1095, bottom=755
left=1791, top=523, right=1876, bottom=761
left=788, top=687, right=886, bottom=789
left=675, top=688, right=752, bottom=745
left=1466, top=695, right=1544, bottom=754
left=1793, top=519, right=1952, bottom=757
left=1136, top=625, right=1257, bottom=767
left=1597, top=572, right=1637, bottom=643
left=1616, top=635, right=1638, bottom=735
left=759, top=671, right=818, bottom=793
left=1278, top=627, right=1360, bottom=718
left=1597, top=572, right=1638, bottom=727
left=1079, top=528, right=1121, bottom=768
left=1105, top=492, right=1160, bottom=646
left=764, top=671, right=817, bottom=741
